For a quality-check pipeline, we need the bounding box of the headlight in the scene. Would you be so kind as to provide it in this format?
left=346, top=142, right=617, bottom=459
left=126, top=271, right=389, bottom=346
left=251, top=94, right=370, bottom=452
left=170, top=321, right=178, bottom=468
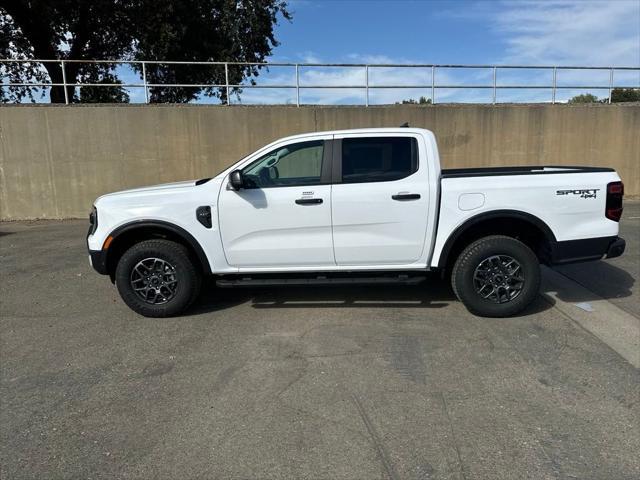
left=88, top=206, right=98, bottom=235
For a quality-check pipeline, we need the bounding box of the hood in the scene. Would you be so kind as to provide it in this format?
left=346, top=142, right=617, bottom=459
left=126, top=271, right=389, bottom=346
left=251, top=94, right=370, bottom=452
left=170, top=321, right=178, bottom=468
left=94, top=179, right=207, bottom=210
left=97, top=180, right=198, bottom=200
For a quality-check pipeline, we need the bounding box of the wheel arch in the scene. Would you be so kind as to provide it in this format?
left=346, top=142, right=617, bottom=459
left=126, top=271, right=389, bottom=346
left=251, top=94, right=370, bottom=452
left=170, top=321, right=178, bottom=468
left=436, top=210, right=557, bottom=270
left=104, top=220, right=212, bottom=279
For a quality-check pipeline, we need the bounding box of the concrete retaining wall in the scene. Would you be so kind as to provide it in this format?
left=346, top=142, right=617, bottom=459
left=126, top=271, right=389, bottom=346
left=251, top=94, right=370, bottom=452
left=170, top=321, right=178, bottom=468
left=1, top=104, right=638, bottom=219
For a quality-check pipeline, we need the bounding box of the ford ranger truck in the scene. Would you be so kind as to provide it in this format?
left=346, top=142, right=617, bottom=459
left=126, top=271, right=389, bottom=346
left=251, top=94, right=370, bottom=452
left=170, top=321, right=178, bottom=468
left=87, top=128, right=625, bottom=318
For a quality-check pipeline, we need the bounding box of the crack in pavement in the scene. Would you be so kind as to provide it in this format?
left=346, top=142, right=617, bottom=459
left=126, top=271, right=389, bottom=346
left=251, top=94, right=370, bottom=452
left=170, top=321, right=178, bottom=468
left=439, top=392, right=468, bottom=480
left=351, top=393, right=399, bottom=480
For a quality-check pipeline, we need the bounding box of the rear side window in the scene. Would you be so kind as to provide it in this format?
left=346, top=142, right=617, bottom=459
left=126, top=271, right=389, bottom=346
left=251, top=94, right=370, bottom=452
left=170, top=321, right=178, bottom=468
left=341, top=137, right=418, bottom=183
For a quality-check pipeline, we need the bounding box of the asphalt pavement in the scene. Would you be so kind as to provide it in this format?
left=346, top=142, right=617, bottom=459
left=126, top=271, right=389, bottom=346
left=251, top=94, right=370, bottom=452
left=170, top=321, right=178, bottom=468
left=1, top=203, right=638, bottom=479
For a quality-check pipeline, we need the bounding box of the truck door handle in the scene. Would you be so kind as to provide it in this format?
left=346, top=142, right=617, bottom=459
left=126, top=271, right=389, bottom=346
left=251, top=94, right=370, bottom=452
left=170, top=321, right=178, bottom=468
left=392, top=193, right=421, bottom=201
left=295, top=198, right=323, bottom=205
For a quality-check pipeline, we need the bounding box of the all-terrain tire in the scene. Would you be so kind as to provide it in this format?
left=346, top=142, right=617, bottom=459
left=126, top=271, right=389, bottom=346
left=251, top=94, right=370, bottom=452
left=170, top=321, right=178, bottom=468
left=115, top=239, right=202, bottom=317
left=451, top=235, right=540, bottom=317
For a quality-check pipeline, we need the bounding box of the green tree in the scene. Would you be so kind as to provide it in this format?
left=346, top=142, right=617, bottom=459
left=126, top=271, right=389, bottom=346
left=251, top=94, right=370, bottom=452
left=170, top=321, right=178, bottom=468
left=0, top=0, right=291, bottom=103
left=567, top=93, right=599, bottom=104
left=396, top=96, right=432, bottom=105
left=610, top=88, right=640, bottom=103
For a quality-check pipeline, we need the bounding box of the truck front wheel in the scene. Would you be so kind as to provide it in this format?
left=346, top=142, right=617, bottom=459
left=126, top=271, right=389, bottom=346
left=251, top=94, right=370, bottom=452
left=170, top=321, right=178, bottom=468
left=451, top=235, right=540, bottom=317
left=115, top=239, right=202, bottom=317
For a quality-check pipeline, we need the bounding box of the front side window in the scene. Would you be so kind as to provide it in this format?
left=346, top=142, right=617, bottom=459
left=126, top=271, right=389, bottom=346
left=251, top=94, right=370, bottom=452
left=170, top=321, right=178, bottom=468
left=242, top=140, right=324, bottom=188
left=341, top=137, right=417, bottom=183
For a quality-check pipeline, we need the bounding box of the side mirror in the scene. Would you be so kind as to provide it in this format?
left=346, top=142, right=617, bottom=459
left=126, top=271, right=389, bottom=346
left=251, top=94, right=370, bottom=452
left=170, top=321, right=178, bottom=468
left=229, top=169, right=243, bottom=190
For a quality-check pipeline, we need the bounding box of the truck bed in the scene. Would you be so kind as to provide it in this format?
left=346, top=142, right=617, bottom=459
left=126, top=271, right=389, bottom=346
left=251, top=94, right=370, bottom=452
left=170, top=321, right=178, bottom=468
left=441, top=166, right=614, bottom=178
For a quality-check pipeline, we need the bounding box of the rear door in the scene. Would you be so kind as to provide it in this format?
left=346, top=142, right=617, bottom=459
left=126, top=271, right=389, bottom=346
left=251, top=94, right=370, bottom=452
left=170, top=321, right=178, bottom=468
left=218, top=136, right=335, bottom=269
left=331, top=133, right=430, bottom=265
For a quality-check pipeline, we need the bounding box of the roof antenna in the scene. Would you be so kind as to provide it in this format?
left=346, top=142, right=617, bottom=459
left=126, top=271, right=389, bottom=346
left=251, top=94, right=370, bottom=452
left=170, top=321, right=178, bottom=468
left=399, top=122, right=410, bottom=127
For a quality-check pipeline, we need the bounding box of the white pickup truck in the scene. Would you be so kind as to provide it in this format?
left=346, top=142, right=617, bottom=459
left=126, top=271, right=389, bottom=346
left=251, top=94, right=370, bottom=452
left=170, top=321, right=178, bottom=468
left=87, top=128, right=625, bottom=318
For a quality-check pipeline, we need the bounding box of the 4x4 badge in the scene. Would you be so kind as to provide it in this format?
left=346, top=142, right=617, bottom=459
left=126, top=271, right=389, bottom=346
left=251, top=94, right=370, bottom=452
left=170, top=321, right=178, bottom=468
left=556, top=189, right=599, bottom=199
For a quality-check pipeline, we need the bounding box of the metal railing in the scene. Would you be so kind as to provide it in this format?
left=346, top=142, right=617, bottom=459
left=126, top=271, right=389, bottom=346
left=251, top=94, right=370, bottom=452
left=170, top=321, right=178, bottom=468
left=1, top=59, right=639, bottom=105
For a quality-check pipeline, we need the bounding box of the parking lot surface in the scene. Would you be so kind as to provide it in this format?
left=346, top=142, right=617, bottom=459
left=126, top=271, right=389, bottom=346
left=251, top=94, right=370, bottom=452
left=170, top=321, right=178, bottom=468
left=1, top=203, right=639, bottom=479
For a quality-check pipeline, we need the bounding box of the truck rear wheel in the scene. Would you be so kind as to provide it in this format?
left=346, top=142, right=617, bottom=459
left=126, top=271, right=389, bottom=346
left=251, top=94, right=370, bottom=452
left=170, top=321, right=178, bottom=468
left=451, top=235, right=540, bottom=317
left=115, top=239, right=201, bottom=317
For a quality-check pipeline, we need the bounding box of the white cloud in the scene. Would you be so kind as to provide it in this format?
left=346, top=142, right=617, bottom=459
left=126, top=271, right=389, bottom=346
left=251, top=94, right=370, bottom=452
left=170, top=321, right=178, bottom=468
left=429, top=0, right=639, bottom=102
left=238, top=1, right=640, bottom=105
left=237, top=53, right=477, bottom=105
left=489, top=0, right=640, bottom=101
left=492, top=0, right=639, bottom=66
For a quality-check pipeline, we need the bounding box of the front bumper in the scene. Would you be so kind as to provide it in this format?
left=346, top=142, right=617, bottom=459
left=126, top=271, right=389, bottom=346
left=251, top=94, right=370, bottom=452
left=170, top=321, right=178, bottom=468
left=550, top=235, right=625, bottom=265
left=89, top=249, right=109, bottom=275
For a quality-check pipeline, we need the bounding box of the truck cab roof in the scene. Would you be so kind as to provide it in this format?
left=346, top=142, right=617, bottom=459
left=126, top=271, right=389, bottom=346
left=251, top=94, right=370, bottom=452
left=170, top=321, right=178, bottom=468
left=272, top=127, right=433, bottom=143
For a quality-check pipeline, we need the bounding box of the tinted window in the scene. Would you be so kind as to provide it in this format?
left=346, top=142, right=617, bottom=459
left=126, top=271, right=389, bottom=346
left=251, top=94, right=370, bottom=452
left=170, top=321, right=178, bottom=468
left=242, top=140, right=324, bottom=188
left=341, top=137, right=417, bottom=183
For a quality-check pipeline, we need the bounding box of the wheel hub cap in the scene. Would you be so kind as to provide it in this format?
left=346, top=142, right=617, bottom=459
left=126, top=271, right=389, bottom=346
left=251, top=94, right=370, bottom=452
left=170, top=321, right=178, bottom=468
left=473, top=255, right=524, bottom=304
left=130, top=258, right=178, bottom=305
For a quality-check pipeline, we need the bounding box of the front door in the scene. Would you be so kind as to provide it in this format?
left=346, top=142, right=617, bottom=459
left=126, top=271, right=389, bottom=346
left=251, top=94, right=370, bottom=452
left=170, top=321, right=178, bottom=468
left=331, top=134, right=430, bottom=265
left=218, top=137, right=334, bottom=269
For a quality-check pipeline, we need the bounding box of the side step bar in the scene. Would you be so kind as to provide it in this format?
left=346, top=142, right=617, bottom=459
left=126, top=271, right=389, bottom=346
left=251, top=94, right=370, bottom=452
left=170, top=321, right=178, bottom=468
left=216, top=274, right=426, bottom=288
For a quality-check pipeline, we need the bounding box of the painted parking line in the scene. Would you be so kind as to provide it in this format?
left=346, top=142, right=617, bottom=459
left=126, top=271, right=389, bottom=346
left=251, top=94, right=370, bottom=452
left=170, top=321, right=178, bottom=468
left=542, top=266, right=640, bottom=368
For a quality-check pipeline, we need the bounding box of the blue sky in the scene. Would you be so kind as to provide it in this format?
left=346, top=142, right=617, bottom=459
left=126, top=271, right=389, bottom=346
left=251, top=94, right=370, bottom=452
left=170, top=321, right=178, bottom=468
left=7, top=0, right=640, bottom=104
left=272, top=0, right=639, bottom=66
left=272, top=0, right=512, bottom=65
left=231, top=0, right=639, bottom=105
